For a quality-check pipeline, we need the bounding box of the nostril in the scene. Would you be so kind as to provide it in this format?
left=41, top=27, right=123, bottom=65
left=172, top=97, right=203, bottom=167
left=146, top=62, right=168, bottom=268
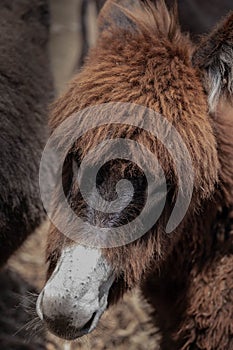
left=44, top=314, right=72, bottom=335
left=81, top=311, right=97, bottom=332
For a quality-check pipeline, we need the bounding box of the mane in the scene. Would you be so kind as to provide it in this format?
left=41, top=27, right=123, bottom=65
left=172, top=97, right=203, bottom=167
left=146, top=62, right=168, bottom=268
left=96, top=0, right=193, bottom=65
left=111, top=0, right=184, bottom=45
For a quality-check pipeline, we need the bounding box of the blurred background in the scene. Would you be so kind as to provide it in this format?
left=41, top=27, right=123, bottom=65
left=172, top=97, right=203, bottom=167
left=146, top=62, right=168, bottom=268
left=50, top=0, right=98, bottom=94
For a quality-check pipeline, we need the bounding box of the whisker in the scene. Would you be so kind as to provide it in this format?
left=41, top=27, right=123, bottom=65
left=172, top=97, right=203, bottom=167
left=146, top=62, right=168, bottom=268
left=13, top=316, right=42, bottom=337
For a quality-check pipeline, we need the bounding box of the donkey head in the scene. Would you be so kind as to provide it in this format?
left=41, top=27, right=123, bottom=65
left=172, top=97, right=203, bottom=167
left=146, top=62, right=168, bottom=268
left=37, top=0, right=233, bottom=340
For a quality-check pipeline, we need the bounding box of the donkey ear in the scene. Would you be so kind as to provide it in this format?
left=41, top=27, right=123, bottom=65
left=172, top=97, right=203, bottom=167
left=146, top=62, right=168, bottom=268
left=193, top=12, right=233, bottom=112
left=98, top=0, right=141, bottom=34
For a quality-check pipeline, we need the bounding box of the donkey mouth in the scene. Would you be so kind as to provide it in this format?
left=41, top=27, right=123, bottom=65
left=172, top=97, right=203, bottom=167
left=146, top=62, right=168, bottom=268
left=37, top=276, right=115, bottom=341
left=43, top=311, right=98, bottom=340
left=42, top=293, right=110, bottom=340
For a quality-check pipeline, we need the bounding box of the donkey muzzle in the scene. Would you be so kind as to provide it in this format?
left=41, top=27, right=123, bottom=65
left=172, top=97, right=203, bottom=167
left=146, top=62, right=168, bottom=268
left=36, top=245, right=114, bottom=340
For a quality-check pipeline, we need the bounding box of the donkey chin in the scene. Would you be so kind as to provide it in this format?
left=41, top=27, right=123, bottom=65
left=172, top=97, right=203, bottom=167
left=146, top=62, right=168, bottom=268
left=36, top=245, right=115, bottom=340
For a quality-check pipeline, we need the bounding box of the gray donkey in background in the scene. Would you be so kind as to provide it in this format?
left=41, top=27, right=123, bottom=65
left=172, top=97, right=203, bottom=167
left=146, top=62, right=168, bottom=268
left=0, top=0, right=53, bottom=266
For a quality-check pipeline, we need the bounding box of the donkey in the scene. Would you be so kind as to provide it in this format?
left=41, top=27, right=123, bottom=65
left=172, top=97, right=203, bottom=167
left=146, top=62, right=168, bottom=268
left=0, top=0, right=53, bottom=266
left=37, top=1, right=233, bottom=349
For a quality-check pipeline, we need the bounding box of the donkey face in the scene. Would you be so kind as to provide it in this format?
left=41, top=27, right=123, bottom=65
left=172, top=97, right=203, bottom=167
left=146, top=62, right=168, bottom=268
left=37, top=0, right=233, bottom=340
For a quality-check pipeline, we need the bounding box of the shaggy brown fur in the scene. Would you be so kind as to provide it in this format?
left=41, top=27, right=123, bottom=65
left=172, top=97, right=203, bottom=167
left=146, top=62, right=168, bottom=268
left=78, top=0, right=233, bottom=70
left=0, top=0, right=53, bottom=266
left=46, top=1, right=233, bottom=349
